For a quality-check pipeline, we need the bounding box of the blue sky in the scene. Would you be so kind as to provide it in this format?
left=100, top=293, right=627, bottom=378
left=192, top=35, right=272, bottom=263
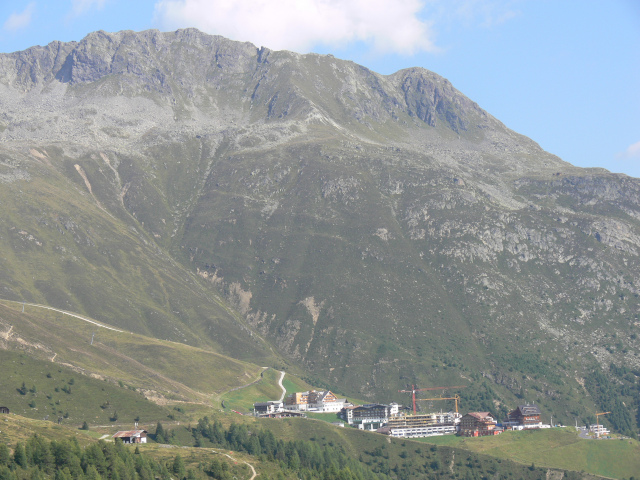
left=1, top=0, right=639, bottom=177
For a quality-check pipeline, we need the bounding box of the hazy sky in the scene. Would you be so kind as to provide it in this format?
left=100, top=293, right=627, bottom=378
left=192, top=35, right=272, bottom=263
left=1, top=0, right=639, bottom=177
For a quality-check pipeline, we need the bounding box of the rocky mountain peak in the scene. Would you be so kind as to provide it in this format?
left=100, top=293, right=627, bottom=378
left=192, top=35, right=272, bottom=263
left=0, top=28, right=503, bottom=144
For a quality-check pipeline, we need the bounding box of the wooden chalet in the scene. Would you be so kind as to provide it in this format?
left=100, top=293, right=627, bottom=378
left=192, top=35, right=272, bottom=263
left=506, top=404, right=542, bottom=426
left=307, top=390, right=337, bottom=405
left=458, top=412, right=500, bottom=437
left=0, top=406, right=9, bottom=414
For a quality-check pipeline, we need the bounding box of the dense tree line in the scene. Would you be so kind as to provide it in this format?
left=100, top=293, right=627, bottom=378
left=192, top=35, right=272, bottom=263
left=0, top=435, right=174, bottom=480
left=153, top=422, right=176, bottom=444
left=455, top=381, right=506, bottom=420
left=584, top=365, right=637, bottom=437
left=187, top=418, right=554, bottom=480
left=191, top=417, right=388, bottom=480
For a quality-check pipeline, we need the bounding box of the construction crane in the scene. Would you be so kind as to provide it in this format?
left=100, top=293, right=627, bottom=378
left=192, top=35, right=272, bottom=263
left=398, top=385, right=466, bottom=415
left=416, top=394, right=462, bottom=414
left=595, top=411, right=610, bottom=439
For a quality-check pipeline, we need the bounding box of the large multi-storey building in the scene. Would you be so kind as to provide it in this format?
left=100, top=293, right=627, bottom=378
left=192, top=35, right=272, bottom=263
left=504, top=404, right=542, bottom=429
left=387, top=412, right=460, bottom=438
left=285, top=390, right=349, bottom=412
left=341, top=403, right=400, bottom=430
left=285, top=391, right=309, bottom=409
left=589, top=424, right=610, bottom=437
left=458, top=412, right=500, bottom=437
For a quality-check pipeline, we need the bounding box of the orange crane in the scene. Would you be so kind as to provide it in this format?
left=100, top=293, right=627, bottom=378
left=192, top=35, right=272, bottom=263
left=595, top=411, right=610, bottom=439
left=398, top=385, right=466, bottom=415
left=416, top=394, right=462, bottom=414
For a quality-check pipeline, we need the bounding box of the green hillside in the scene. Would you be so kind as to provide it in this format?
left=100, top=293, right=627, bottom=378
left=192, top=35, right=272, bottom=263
left=220, top=368, right=285, bottom=412
left=1, top=412, right=606, bottom=480
left=0, top=301, right=269, bottom=403
left=191, top=415, right=610, bottom=479
left=0, top=414, right=263, bottom=480
left=425, top=427, right=640, bottom=480
left=0, top=349, right=174, bottom=427
left=0, top=147, right=273, bottom=365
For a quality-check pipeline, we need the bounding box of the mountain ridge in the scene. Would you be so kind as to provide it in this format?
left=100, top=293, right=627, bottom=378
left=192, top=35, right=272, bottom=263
left=0, top=29, right=541, bottom=153
left=1, top=28, right=640, bottom=434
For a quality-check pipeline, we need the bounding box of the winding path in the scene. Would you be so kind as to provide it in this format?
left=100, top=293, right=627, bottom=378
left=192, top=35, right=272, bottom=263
left=225, top=367, right=269, bottom=395
left=277, top=371, right=286, bottom=402
left=0, top=299, right=124, bottom=332
left=158, top=444, right=257, bottom=480
left=215, top=449, right=257, bottom=480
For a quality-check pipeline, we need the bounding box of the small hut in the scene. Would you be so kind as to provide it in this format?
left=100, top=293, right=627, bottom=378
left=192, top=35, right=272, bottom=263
left=112, top=429, right=147, bottom=443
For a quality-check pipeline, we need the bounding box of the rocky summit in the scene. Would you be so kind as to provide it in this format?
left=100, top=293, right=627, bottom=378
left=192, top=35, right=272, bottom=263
left=1, top=28, right=640, bottom=429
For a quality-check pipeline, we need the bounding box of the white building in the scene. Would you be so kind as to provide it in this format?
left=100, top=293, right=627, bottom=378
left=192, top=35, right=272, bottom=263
left=388, top=412, right=461, bottom=438
left=285, top=390, right=350, bottom=412
left=589, top=424, right=610, bottom=436
left=253, top=401, right=284, bottom=416
left=342, top=403, right=400, bottom=430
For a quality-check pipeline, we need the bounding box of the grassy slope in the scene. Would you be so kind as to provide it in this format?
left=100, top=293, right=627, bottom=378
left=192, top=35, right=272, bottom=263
left=0, top=414, right=284, bottom=480
left=219, top=369, right=371, bottom=414
left=423, top=428, right=640, bottom=479
left=0, top=301, right=265, bottom=404
left=0, top=414, right=98, bottom=450
left=253, top=417, right=607, bottom=479
left=0, top=301, right=322, bottom=423
left=220, top=368, right=284, bottom=412
left=281, top=375, right=309, bottom=397
left=0, top=349, right=174, bottom=427
left=0, top=148, right=274, bottom=365
left=0, top=409, right=617, bottom=480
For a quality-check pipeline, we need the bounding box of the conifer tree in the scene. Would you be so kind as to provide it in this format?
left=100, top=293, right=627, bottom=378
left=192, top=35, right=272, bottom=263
left=155, top=422, right=165, bottom=443
left=172, top=454, right=186, bottom=479
left=13, top=443, right=27, bottom=468
left=0, top=444, right=9, bottom=467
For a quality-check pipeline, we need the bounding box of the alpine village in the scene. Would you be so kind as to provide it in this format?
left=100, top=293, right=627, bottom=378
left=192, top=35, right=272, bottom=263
left=254, top=388, right=606, bottom=438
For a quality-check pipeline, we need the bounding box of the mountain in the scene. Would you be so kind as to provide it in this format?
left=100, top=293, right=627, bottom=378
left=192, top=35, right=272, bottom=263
left=1, top=28, right=640, bottom=431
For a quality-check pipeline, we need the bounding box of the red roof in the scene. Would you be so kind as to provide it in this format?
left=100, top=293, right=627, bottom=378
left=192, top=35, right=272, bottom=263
left=112, top=430, right=147, bottom=438
left=467, top=412, right=491, bottom=420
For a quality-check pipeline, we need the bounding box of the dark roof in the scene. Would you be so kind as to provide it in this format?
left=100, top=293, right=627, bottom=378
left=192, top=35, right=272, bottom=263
left=358, top=404, right=389, bottom=410
left=344, top=403, right=389, bottom=411
left=254, top=401, right=282, bottom=407
left=516, top=404, right=541, bottom=416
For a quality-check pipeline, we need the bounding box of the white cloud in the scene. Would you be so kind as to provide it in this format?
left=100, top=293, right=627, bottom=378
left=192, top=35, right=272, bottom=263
left=70, top=0, right=107, bottom=17
left=3, top=2, right=35, bottom=32
left=153, top=0, right=436, bottom=54
left=618, top=141, right=640, bottom=159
